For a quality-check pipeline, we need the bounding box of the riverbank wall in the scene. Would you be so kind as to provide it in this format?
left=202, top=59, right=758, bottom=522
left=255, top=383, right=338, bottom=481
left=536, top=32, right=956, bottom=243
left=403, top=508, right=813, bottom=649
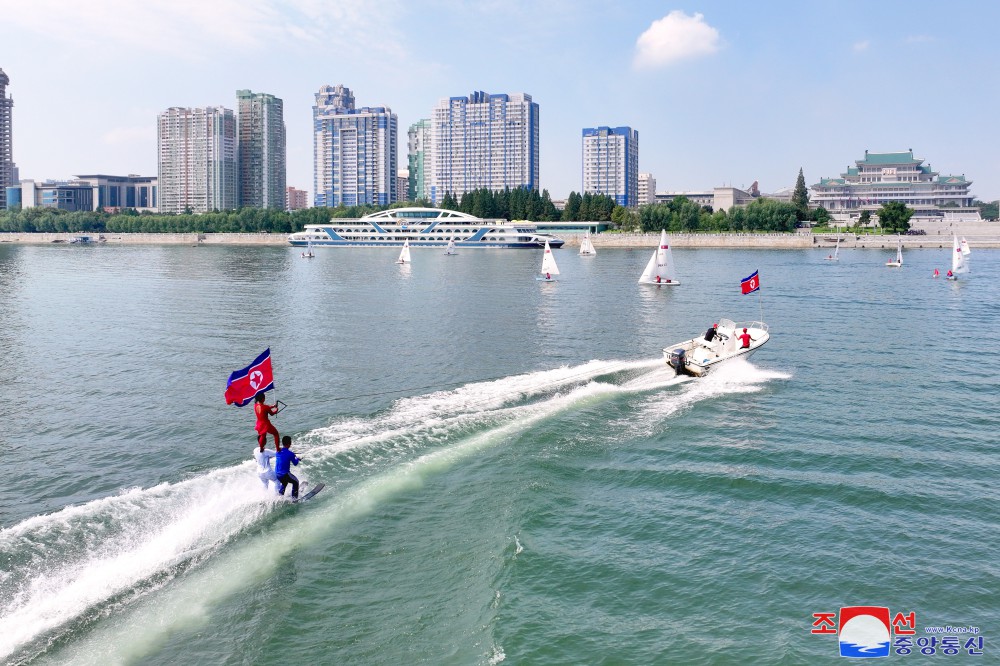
left=2, top=230, right=998, bottom=248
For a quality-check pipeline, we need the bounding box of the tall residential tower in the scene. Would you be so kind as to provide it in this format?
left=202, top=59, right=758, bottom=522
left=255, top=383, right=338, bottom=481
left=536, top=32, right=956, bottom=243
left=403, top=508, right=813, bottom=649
left=0, top=69, right=14, bottom=210
left=157, top=106, right=237, bottom=214
left=582, top=126, right=638, bottom=208
left=407, top=119, right=432, bottom=202
left=431, top=91, right=539, bottom=203
left=312, top=84, right=397, bottom=207
left=237, top=89, right=286, bottom=209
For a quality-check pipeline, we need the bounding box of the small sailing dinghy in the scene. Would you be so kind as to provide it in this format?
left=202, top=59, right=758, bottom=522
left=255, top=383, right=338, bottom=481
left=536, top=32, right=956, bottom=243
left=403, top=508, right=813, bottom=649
left=536, top=239, right=559, bottom=281
left=638, top=230, right=680, bottom=285
left=396, top=239, right=411, bottom=264
left=825, top=235, right=840, bottom=261
left=301, top=240, right=315, bottom=258
left=579, top=230, right=597, bottom=256
left=886, top=236, right=903, bottom=267
left=947, top=235, right=970, bottom=280
left=444, top=239, right=457, bottom=255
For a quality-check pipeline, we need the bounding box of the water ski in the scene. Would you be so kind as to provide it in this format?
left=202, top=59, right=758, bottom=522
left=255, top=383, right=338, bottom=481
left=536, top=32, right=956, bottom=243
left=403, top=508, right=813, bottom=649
left=293, top=482, right=324, bottom=503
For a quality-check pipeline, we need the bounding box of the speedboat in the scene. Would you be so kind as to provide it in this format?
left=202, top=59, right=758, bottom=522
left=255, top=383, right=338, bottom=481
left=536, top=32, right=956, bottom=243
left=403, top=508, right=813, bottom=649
left=663, top=318, right=769, bottom=376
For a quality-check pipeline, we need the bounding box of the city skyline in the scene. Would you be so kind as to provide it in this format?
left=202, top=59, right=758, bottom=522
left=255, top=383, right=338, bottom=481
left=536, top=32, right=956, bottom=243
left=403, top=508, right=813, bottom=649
left=3, top=1, right=1000, bottom=202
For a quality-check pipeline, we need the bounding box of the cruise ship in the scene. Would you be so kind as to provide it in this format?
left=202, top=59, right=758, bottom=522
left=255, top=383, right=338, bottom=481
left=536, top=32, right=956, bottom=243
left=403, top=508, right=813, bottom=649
left=287, top=207, right=565, bottom=249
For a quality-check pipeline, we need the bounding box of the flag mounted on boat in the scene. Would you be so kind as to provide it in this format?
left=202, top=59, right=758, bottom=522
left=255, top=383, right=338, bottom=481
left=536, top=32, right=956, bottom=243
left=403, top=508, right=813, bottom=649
left=224, top=348, right=274, bottom=406
left=741, top=270, right=760, bottom=295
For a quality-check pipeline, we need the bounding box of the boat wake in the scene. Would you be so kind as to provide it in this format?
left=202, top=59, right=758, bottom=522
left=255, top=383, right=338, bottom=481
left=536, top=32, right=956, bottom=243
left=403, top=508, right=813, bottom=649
left=0, top=356, right=784, bottom=663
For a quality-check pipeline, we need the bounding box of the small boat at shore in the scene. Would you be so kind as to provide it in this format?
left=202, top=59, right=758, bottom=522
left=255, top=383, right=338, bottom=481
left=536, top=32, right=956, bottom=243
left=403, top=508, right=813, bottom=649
left=663, top=319, right=769, bottom=377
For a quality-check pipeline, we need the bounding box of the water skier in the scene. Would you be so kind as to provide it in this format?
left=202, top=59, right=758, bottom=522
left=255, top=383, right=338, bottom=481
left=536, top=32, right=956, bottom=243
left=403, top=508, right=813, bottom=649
left=254, top=392, right=280, bottom=449
left=275, top=435, right=301, bottom=500
left=254, top=441, right=278, bottom=493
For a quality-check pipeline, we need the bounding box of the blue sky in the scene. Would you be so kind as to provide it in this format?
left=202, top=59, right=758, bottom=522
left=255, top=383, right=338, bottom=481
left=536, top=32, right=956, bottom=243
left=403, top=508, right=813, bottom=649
left=2, top=0, right=999, bottom=202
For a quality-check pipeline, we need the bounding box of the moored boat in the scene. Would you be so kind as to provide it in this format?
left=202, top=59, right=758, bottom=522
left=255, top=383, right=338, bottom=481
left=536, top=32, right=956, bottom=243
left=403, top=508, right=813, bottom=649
left=663, top=319, right=769, bottom=376
left=288, top=207, right=564, bottom=249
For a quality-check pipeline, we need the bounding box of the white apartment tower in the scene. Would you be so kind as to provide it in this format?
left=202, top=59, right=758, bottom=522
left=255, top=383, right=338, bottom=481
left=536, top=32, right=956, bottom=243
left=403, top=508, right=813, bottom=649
left=157, top=106, right=237, bottom=214
left=0, top=69, right=13, bottom=210
left=237, top=89, right=286, bottom=209
left=638, top=173, right=656, bottom=206
left=313, top=84, right=397, bottom=207
left=582, top=126, right=639, bottom=208
left=431, top=91, right=539, bottom=203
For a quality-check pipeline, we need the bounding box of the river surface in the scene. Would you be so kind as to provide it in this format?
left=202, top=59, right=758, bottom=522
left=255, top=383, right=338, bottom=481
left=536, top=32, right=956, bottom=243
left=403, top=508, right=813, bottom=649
left=0, top=242, right=997, bottom=664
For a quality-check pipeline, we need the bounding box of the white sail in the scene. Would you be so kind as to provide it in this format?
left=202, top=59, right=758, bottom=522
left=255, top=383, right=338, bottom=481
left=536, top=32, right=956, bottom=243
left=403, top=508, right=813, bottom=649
left=304, top=240, right=314, bottom=257
left=951, top=235, right=968, bottom=274
left=396, top=240, right=411, bottom=264
left=887, top=236, right=902, bottom=266
left=638, top=230, right=680, bottom=284
left=579, top=231, right=596, bottom=256
left=445, top=239, right=456, bottom=255
left=825, top=235, right=839, bottom=260
left=540, top=239, right=559, bottom=278
left=960, top=237, right=971, bottom=256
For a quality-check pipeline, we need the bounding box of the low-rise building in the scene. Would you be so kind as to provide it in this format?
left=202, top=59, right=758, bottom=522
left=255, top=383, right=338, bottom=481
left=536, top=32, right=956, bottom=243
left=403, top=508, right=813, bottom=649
left=286, top=186, right=308, bottom=211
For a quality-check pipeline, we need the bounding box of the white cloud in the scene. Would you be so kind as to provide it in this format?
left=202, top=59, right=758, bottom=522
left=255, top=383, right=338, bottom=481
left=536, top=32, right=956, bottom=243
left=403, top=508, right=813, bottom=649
left=633, top=11, right=721, bottom=69
left=905, top=34, right=936, bottom=44
left=852, top=40, right=870, bottom=52
left=1, top=0, right=402, bottom=61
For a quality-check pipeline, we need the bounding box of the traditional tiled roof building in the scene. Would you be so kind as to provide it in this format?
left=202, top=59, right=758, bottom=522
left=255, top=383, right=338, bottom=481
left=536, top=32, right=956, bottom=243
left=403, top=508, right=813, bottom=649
left=811, top=149, right=979, bottom=223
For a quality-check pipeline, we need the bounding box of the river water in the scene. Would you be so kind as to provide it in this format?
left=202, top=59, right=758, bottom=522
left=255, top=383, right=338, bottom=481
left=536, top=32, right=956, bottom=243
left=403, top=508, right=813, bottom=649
left=0, top=242, right=997, bottom=664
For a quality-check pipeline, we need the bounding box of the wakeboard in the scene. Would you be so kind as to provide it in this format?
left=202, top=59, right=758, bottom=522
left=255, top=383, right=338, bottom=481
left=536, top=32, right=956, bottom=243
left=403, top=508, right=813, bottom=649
left=293, top=482, right=324, bottom=503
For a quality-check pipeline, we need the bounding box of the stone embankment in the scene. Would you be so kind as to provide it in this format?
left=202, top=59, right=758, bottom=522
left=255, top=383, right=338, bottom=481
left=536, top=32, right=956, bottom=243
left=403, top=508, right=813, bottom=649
left=0, top=232, right=286, bottom=245
left=2, top=222, right=997, bottom=248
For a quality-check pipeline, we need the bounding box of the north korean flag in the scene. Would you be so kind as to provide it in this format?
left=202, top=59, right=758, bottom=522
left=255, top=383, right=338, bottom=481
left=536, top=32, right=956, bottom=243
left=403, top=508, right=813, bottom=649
left=224, top=349, right=274, bottom=406
left=741, top=270, right=760, bottom=295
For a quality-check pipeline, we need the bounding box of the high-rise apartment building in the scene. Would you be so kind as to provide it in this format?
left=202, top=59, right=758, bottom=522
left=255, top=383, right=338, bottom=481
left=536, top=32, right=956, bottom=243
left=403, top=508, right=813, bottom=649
left=0, top=69, right=14, bottom=210
left=407, top=119, right=432, bottom=202
left=638, top=172, right=656, bottom=206
left=157, top=106, right=237, bottom=214
left=431, top=91, right=539, bottom=204
left=286, top=186, right=308, bottom=211
left=313, top=84, right=397, bottom=207
left=237, top=90, right=286, bottom=209
left=582, top=126, right=638, bottom=208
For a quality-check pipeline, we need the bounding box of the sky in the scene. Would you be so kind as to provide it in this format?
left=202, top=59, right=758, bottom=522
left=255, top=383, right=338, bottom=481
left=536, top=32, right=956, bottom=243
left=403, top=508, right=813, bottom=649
left=2, top=0, right=999, bottom=202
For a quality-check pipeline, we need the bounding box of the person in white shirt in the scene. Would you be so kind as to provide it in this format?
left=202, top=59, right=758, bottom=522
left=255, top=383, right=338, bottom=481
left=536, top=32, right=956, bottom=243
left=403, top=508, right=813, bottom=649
left=253, top=442, right=278, bottom=492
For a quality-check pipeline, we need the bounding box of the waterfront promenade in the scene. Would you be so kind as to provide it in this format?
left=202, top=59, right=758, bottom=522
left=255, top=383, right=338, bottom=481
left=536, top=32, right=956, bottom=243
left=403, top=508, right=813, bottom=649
left=2, top=223, right=998, bottom=249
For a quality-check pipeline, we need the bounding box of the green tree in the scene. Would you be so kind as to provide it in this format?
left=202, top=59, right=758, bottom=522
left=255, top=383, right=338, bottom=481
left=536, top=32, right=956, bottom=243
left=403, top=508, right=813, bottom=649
left=875, top=201, right=913, bottom=233
left=792, top=167, right=810, bottom=221
left=974, top=199, right=998, bottom=220
left=811, top=206, right=830, bottom=226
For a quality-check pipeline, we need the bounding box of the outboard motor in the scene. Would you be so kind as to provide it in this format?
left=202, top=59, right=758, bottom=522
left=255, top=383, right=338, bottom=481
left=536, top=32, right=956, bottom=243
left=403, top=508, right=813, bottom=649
left=668, top=348, right=687, bottom=375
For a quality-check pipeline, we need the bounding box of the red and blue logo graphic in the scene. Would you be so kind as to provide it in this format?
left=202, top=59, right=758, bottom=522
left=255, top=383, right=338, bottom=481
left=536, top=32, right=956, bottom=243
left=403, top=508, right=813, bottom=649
left=838, top=606, right=891, bottom=658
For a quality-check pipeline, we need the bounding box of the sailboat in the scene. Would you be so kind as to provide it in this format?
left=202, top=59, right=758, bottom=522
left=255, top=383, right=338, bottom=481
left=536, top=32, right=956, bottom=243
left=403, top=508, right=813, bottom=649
left=638, top=230, right=680, bottom=285
left=825, top=234, right=840, bottom=261
left=536, top=239, right=559, bottom=281
left=301, top=240, right=315, bottom=259
left=396, top=240, right=411, bottom=264
left=947, top=235, right=970, bottom=280
left=444, top=239, right=457, bottom=255
left=885, top=236, right=903, bottom=267
left=579, top=230, right=597, bottom=256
